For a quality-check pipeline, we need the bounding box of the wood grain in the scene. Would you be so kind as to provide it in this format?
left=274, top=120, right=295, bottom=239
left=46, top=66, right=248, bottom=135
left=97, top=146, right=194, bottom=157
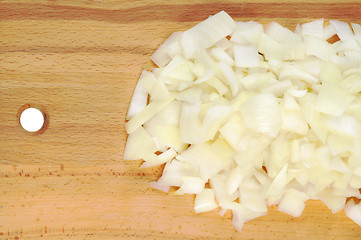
left=1, top=0, right=361, bottom=239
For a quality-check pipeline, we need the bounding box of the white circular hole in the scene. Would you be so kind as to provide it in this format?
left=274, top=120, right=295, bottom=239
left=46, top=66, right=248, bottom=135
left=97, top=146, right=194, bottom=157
left=20, top=108, right=45, bottom=132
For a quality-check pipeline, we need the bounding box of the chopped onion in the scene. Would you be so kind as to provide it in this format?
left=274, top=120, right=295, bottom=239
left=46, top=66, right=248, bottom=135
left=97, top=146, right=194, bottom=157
left=301, top=19, right=324, bottom=39
left=241, top=93, right=282, bottom=136
left=124, top=11, right=361, bottom=232
left=344, top=199, right=361, bottom=227
left=151, top=31, right=183, bottom=67
left=278, top=189, right=308, bottom=217
left=126, top=78, right=148, bottom=120
left=330, top=20, right=354, bottom=42
left=194, top=189, right=218, bottom=213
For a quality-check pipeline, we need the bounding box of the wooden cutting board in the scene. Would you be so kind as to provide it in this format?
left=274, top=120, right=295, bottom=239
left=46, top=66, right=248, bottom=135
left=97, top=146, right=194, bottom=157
left=1, top=1, right=361, bottom=239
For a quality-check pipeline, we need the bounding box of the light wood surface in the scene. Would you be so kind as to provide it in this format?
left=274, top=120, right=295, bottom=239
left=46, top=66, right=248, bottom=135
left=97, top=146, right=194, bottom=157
left=1, top=1, right=361, bottom=239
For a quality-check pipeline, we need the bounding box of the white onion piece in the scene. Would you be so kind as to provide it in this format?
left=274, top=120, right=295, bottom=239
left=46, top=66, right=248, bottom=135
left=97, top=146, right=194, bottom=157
left=352, top=23, right=361, bottom=43
left=329, top=20, right=354, bottom=42
left=266, top=164, right=288, bottom=205
left=140, top=148, right=177, bottom=168
left=149, top=181, right=170, bottom=193
left=181, top=11, right=236, bottom=59
left=301, top=19, right=324, bottom=38
left=162, top=55, right=195, bottom=83
left=177, top=176, right=206, bottom=195
left=234, top=45, right=261, bottom=68
left=344, top=199, right=361, bottom=227
left=265, top=21, right=302, bottom=43
left=211, top=47, right=235, bottom=66
left=279, top=65, right=319, bottom=84
left=304, top=35, right=333, bottom=61
left=193, top=49, right=215, bottom=84
left=315, top=83, right=355, bottom=116
left=340, top=73, right=361, bottom=94
left=194, top=189, right=218, bottom=213
left=125, top=11, right=361, bottom=232
left=241, top=72, right=275, bottom=91
left=278, top=190, right=307, bottom=217
left=177, top=143, right=224, bottom=179
left=151, top=31, right=183, bottom=67
left=126, top=78, right=148, bottom=120
left=320, top=62, right=342, bottom=84
left=218, top=61, right=239, bottom=96
left=294, top=24, right=302, bottom=35
left=206, top=76, right=229, bottom=96
left=241, top=93, right=282, bottom=136
left=215, top=38, right=232, bottom=50
left=125, top=97, right=174, bottom=133
left=140, top=70, right=170, bottom=101
left=123, top=126, right=157, bottom=160
left=231, top=21, right=263, bottom=45
left=323, top=24, right=337, bottom=40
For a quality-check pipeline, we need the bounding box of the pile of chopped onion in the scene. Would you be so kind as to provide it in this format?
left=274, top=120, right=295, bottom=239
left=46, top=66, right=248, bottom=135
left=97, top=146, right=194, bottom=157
left=124, top=11, right=361, bottom=232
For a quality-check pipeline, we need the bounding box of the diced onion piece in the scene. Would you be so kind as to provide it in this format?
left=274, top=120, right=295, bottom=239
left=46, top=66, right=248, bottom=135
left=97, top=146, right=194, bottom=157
left=215, top=38, right=232, bottom=50
left=302, top=97, right=328, bottom=143
left=158, top=159, right=198, bottom=187
left=324, top=114, right=360, bottom=139
left=123, top=126, right=157, bottom=160
left=218, top=60, right=239, bottom=96
left=241, top=72, right=275, bottom=91
left=211, top=47, right=235, bottom=66
left=225, top=166, right=243, bottom=195
left=206, top=77, right=229, bottom=96
left=126, top=78, right=148, bottom=120
left=177, top=177, right=206, bottom=195
left=125, top=97, right=174, bottom=133
left=283, top=94, right=301, bottom=110
left=340, top=74, right=361, bottom=94
left=234, top=45, right=260, bottom=68
left=140, top=148, right=177, bottom=168
left=194, top=189, right=218, bottom=213
left=288, top=89, right=307, bottom=98
left=193, top=49, right=216, bottom=84
left=153, top=125, right=187, bottom=152
left=301, top=19, right=324, bottom=38
left=294, top=24, right=302, bottom=35
left=278, top=190, right=306, bottom=217
left=327, top=134, right=354, bottom=156
left=140, top=70, right=170, bottom=101
left=220, top=114, right=246, bottom=149
left=323, top=24, right=337, bottom=40
left=279, top=65, right=319, bottom=85
left=162, top=55, right=195, bottom=83
left=211, top=174, right=239, bottom=204
left=320, top=62, right=342, bottom=84
left=177, top=143, right=224, bottom=179
left=315, top=83, right=355, bottom=116
left=262, top=80, right=293, bottom=97
left=181, top=11, right=236, bottom=59
left=304, top=35, right=333, bottom=61
left=266, top=164, right=288, bottom=205
left=241, top=93, right=282, bottom=136
left=344, top=199, right=361, bottom=227
left=176, top=87, right=203, bottom=103
left=351, top=23, right=361, bottom=43
left=151, top=31, right=183, bottom=67
left=329, top=20, right=354, bottom=42
left=265, top=21, right=302, bottom=43
left=149, top=181, right=170, bottom=193
left=231, top=21, right=263, bottom=45
left=281, top=110, right=309, bottom=135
